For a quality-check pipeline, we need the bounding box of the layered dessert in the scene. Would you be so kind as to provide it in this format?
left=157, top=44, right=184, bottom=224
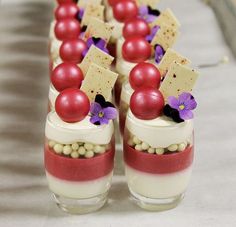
left=123, top=61, right=199, bottom=211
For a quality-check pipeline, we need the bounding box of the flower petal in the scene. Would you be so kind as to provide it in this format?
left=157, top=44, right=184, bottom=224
left=99, top=117, right=109, bottom=125
left=178, top=92, right=192, bottom=104
left=185, top=98, right=197, bottom=110
left=179, top=110, right=194, bottom=120
left=168, top=96, right=179, bottom=109
left=139, top=6, right=148, bottom=16
left=154, top=45, right=164, bottom=64
left=90, top=115, right=101, bottom=124
left=90, top=102, right=102, bottom=115
left=146, top=14, right=157, bottom=23
left=103, top=107, right=118, bottom=120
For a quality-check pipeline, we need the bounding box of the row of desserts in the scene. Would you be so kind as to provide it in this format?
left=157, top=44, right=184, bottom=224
left=45, top=0, right=200, bottom=213
left=45, top=0, right=121, bottom=214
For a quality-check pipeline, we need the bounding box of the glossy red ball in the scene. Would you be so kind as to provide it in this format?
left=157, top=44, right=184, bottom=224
left=108, top=0, right=120, bottom=6
left=60, top=39, right=87, bottom=63
left=122, top=37, right=151, bottom=63
left=54, top=19, right=80, bottom=41
left=57, top=0, right=74, bottom=4
left=55, top=3, right=79, bottom=20
left=129, top=62, right=161, bottom=90
left=51, top=62, right=84, bottom=92
left=55, top=88, right=90, bottom=123
left=112, top=0, right=138, bottom=23
left=123, top=18, right=150, bottom=39
left=130, top=88, right=164, bottom=120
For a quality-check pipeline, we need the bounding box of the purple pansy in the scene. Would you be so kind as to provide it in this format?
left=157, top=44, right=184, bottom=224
left=154, top=44, right=165, bottom=64
left=168, top=92, right=197, bottom=120
left=90, top=95, right=117, bottom=125
left=139, top=5, right=161, bottom=23
left=146, top=25, right=160, bottom=42
left=82, top=37, right=109, bottom=57
left=77, top=8, right=84, bottom=22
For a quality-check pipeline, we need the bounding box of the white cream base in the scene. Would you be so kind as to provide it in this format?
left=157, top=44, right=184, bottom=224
left=46, top=171, right=113, bottom=199
left=125, top=165, right=192, bottom=199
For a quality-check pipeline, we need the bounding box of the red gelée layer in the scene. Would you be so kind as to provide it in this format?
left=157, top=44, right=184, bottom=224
left=45, top=144, right=115, bottom=181
left=124, top=137, right=193, bottom=174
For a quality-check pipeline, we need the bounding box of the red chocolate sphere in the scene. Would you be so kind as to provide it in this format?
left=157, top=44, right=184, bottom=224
left=55, top=3, right=79, bottom=20
left=129, top=62, right=161, bottom=90
left=51, top=62, right=84, bottom=92
left=123, top=18, right=150, bottom=39
left=55, top=88, right=90, bottom=123
left=122, top=37, right=151, bottom=63
left=108, top=0, right=120, bottom=6
left=57, top=0, right=74, bottom=4
left=112, top=0, right=138, bottom=23
left=60, top=38, right=87, bottom=64
left=130, top=88, right=164, bottom=120
left=54, top=18, right=80, bottom=41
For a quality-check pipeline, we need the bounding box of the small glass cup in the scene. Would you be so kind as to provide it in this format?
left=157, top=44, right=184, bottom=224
left=123, top=111, right=194, bottom=211
left=48, top=84, right=59, bottom=113
left=44, top=111, right=115, bottom=214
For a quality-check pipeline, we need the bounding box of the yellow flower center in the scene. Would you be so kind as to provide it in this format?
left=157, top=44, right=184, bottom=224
left=98, top=112, right=104, bottom=118
left=179, top=104, right=185, bottom=110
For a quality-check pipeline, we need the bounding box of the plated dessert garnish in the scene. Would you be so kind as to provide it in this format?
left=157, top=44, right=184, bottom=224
left=123, top=60, right=199, bottom=211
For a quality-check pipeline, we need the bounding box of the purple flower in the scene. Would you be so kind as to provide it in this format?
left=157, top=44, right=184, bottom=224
left=139, top=6, right=160, bottom=23
left=154, top=44, right=165, bottom=64
left=82, top=37, right=109, bottom=57
left=168, top=92, right=197, bottom=120
left=90, top=95, right=117, bottom=125
left=146, top=25, right=160, bottom=43
left=77, top=8, right=84, bottom=22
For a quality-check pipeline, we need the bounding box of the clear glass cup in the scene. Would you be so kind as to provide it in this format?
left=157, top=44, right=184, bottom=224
left=123, top=111, right=194, bottom=211
left=48, top=84, right=59, bottom=113
left=44, top=111, right=115, bottom=214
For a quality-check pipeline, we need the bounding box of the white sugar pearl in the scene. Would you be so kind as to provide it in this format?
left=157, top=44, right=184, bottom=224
left=167, top=144, right=178, bottom=152
left=148, top=148, right=155, bottom=154
left=128, top=138, right=135, bottom=146
left=78, top=146, right=86, bottom=155
left=71, top=143, right=79, bottom=151
left=178, top=143, right=186, bottom=152
left=63, top=145, right=72, bottom=155
left=49, top=140, right=56, bottom=148
left=156, top=148, right=165, bottom=155
left=84, top=143, right=94, bottom=150
left=85, top=150, right=94, bottom=158
left=135, top=144, right=143, bottom=151
left=71, top=151, right=79, bottom=159
left=141, top=142, right=149, bottom=150
left=53, top=144, right=63, bottom=154
left=133, top=136, right=141, bottom=145
left=94, top=145, right=106, bottom=154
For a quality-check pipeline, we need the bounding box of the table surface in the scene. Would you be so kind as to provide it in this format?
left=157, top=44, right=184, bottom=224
left=0, top=0, right=236, bottom=226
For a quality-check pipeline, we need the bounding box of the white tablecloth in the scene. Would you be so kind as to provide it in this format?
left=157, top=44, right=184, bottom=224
left=0, top=0, right=236, bottom=226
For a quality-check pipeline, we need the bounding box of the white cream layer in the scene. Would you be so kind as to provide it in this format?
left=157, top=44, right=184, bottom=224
left=120, top=82, right=133, bottom=104
left=48, top=84, right=59, bottom=109
left=116, top=58, right=137, bottom=77
left=126, top=111, right=193, bottom=148
left=45, top=112, right=114, bottom=144
left=116, top=38, right=124, bottom=59
left=125, top=165, right=192, bottom=199
left=49, top=20, right=56, bottom=41
left=46, top=171, right=112, bottom=199
left=109, top=19, right=123, bottom=42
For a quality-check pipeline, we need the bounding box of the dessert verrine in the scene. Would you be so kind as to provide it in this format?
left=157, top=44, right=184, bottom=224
left=45, top=58, right=118, bottom=213
left=123, top=61, right=199, bottom=211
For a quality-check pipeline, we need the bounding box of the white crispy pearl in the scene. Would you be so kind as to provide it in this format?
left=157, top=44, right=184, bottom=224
left=178, top=143, right=187, bottom=152
left=78, top=146, right=86, bottom=155
left=85, top=150, right=94, bottom=158
left=148, top=148, right=155, bottom=154
left=71, top=143, right=79, bottom=151
left=63, top=145, right=72, bottom=155
left=141, top=142, right=149, bottom=150
left=167, top=144, right=178, bottom=152
left=94, top=145, right=105, bottom=154
left=53, top=144, right=63, bottom=154
left=71, top=151, right=79, bottom=159
left=49, top=140, right=56, bottom=148
left=128, top=138, right=135, bottom=146
left=135, top=144, right=143, bottom=151
left=84, top=143, right=94, bottom=150
left=133, top=136, right=141, bottom=145
left=156, top=148, right=165, bottom=155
